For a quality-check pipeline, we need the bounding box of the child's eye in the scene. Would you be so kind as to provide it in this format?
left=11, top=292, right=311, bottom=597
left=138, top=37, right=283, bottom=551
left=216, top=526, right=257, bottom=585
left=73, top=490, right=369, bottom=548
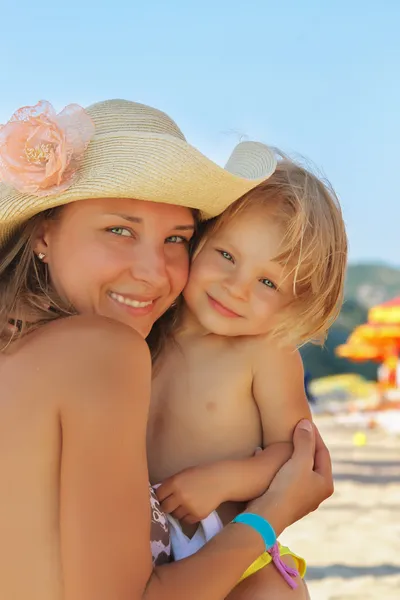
left=166, top=235, right=188, bottom=244
left=217, top=249, right=234, bottom=262
left=260, top=278, right=277, bottom=290
left=108, top=227, right=132, bottom=237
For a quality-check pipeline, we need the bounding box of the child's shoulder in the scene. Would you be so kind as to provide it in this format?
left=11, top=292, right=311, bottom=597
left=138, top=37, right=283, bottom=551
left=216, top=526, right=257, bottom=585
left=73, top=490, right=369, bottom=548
left=247, top=334, right=303, bottom=374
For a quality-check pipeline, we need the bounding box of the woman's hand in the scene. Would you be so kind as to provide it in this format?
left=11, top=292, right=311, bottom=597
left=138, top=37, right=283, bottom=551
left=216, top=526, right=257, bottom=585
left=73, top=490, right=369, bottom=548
left=145, top=419, right=332, bottom=600
left=246, top=419, right=333, bottom=533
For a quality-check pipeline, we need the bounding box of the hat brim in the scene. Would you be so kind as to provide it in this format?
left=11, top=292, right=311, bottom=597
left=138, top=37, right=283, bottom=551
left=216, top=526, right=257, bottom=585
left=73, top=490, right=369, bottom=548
left=0, top=132, right=275, bottom=246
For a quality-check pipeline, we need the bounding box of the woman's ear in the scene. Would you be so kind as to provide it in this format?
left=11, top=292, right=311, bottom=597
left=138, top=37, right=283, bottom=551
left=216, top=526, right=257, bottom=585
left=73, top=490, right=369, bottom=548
left=32, top=219, right=52, bottom=263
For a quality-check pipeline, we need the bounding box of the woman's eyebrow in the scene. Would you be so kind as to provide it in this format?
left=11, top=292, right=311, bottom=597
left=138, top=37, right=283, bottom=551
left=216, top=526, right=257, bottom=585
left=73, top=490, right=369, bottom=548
left=106, top=212, right=142, bottom=223
left=174, top=224, right=195, bottom=231
left=105, top=213, right=195, bottom=230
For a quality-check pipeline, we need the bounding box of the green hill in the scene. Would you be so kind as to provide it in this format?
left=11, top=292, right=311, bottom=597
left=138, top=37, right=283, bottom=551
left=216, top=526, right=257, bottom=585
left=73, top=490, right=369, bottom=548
left=345, top=263, right=400, bottom=308
left=301, top=263, right=400, bottom=381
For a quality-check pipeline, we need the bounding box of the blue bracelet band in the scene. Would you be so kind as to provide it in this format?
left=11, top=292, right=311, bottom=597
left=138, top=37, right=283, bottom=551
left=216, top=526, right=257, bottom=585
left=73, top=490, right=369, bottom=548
left=231, top=513, right=277, bottom=550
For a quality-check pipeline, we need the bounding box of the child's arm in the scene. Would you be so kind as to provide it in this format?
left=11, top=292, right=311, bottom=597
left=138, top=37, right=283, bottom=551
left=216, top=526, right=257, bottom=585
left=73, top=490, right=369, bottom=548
left=157, top=443, right=293, bottom=522
left=229, top=343, right=313, bottom=499
left=252, top=341, right=312, bottom=448
left=193, top=340, right=314, bottom=502
left=206, top=442, right=294, bottom=502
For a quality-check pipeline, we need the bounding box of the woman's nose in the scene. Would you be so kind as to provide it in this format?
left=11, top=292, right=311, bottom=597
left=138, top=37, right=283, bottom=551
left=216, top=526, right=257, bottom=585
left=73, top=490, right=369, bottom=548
left=131, top=245, right=169, bottom=289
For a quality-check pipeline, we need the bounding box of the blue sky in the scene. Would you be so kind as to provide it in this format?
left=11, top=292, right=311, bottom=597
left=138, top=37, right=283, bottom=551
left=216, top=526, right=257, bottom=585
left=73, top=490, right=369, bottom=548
left=1, top=1, right=399, bottom=265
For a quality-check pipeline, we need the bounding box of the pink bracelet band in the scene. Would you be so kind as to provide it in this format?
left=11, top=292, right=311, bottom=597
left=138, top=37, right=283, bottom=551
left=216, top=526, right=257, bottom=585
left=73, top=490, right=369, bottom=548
left=268, top=543, right=299, bottom=589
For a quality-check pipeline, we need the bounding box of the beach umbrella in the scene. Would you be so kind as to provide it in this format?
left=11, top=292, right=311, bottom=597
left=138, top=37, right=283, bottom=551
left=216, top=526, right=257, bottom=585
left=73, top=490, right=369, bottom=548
left=336, top=325, right=400, bottom=389
left=354, top=323, right=400, bottom=346
left=336, top=341, right=384, bottom=362
left=368, top=297, right=400, bottom=325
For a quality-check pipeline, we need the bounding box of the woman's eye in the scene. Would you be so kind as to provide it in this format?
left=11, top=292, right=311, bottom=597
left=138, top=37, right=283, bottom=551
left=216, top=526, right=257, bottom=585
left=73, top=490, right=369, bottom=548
left=108, top=227, right=132, bottom=237
left=218, top=249, right=234, bottom=262
left=166, top=235, right=188, bottom=244
left=260, top=278, right=276, bottom=290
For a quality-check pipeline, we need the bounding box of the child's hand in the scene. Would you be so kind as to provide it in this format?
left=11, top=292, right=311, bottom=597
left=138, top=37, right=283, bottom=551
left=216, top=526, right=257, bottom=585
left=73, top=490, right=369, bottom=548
left=156, top=463, right=228, bottom=524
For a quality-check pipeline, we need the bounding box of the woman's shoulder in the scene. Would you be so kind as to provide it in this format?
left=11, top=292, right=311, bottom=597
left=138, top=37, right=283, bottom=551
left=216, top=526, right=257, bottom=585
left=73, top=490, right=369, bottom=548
left=49, top=314, right=149, bottom=369
left=40, top=313, right=144, bottom=341
left=15, top=315, right=151, bottom=407
left=32, top=314, right=148, bottom=359
left=0, top=316, right=151, bottom=431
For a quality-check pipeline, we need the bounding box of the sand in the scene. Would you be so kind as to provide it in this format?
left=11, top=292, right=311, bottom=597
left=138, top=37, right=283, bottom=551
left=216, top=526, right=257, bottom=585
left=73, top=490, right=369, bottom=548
left=280, top=416, right=400, bottom=599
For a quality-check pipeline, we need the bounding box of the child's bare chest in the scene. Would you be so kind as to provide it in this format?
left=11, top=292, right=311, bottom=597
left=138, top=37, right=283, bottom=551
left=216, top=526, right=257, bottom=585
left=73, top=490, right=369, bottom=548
left=147, top=340, right=262, bottom=483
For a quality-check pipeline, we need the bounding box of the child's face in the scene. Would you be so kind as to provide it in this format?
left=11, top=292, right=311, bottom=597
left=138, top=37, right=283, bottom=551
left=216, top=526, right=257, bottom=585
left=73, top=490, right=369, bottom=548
left=183, top=207, right=294, bottom=337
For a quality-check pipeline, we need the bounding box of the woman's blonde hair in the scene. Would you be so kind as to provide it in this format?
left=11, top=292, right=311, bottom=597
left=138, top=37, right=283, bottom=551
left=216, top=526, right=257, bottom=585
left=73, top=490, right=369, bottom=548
left=0, top=208, right=75, bottom=349
left=195, top=156, right=348, bottom=346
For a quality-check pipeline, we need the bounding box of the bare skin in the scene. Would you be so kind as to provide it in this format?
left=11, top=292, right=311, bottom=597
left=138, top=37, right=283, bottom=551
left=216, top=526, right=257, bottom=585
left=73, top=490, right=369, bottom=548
left=148, top=207, right=314, bottom=598
left=0, top=314, right=329, bottom=600
left=227, top=557, right=307, bottom=600
left=0, top=316, right=152, bottom=600
left=149, top=207, right=311, bottom=508
left=149, top=333, right=311, bottom=524
left=149, top=334, right=311, bottom=598
left=0, top=198, right=331, bottom=599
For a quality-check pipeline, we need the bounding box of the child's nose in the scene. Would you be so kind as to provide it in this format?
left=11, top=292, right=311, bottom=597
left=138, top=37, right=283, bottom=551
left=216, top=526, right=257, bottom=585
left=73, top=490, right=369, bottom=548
left=223, top=274, right=250, bottom=300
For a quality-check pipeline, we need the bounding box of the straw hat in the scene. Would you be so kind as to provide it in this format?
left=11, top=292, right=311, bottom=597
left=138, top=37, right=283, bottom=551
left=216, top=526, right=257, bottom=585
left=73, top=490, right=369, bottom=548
left=0, top=99, right=276, bottom=247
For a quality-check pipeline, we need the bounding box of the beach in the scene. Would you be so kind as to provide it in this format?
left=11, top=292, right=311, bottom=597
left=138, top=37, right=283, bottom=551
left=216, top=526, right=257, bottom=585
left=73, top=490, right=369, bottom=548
left=280, top=416, right=400, bottom=599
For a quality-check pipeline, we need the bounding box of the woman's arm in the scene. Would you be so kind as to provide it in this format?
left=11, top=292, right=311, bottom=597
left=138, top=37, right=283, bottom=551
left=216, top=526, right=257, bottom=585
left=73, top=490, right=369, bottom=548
left=52, top=316, right=331, bottom=600
left=53, top=317, right=282, bottom=600
left=56, top=317, right=154, bottom=600
left=145, top=505, right=284, bottom=600
left=156, top=443, right=293, bottom=523
left=148, top=419, right=333, bottom=600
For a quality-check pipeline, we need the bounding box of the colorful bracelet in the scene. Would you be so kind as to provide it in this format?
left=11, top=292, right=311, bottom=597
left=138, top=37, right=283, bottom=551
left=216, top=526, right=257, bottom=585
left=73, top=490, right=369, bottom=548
left=231, top=513, right=299, bottom=589
left=231, top=512, right=277, bottom=550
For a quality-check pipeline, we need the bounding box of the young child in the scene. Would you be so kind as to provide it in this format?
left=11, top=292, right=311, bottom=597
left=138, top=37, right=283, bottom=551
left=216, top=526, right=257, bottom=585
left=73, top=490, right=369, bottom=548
left=147, top=155, right=347, bottom=595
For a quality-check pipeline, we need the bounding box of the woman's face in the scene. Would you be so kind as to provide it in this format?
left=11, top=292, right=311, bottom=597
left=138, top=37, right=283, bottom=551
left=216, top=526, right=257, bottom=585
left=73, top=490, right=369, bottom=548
left=36, top=197, right=195, bottom=337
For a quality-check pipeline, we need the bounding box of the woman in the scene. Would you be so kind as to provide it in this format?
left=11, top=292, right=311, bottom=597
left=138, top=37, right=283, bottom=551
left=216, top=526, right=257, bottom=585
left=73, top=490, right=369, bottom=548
left=0, top=98, right=332, bottom=599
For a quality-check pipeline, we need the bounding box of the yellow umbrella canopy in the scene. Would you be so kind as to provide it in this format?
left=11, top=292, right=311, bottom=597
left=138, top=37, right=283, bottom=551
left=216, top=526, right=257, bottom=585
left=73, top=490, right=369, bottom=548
left=335, top=323, right=400, bottom=363
left=335, top=297, right=400, bottom=364
left=336, top=339, right=384, bottom=362
left=369, top=297, right=400, bottom=325
left=355, top=323, right=400, bottom=344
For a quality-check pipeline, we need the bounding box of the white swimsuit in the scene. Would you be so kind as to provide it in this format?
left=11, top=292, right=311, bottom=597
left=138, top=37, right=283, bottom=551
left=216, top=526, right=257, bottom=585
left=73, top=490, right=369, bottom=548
left=167, top=511, right=224, bottom=560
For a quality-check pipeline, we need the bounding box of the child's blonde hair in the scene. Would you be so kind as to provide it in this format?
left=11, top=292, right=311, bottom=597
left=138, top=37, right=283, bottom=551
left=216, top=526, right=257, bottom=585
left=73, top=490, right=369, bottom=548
left=196, top=155, right=348, bottom=346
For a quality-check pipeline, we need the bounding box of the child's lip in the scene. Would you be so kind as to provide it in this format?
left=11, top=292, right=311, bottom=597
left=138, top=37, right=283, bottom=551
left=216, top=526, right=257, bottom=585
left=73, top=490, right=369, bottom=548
left=207, top=294, right=242, bottom=318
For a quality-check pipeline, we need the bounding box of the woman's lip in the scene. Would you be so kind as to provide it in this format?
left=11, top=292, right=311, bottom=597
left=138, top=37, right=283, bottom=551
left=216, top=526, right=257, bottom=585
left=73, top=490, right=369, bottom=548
left=207, top=294, right=241, bottom=318
left=108, top=291, right=156, bottom=316
left=109, top=291, right=156, bottom=304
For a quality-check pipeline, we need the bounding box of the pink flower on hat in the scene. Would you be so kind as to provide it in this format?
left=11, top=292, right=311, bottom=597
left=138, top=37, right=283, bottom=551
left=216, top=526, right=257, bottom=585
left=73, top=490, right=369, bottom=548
left=0, top=100, right=95, bottom=196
